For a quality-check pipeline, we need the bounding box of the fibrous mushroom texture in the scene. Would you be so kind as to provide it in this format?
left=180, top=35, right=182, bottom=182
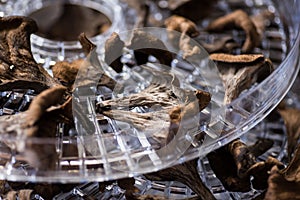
left=97, top=65, right=211, bottom=145
left=0, top=16, right=59, bottom=92
left=210, top=53, right=274, bottom=104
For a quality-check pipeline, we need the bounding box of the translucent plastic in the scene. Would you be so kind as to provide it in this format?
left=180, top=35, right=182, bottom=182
left=0, top=0, right=299, bottom=183
left=0, top=0, right=125, bottom=67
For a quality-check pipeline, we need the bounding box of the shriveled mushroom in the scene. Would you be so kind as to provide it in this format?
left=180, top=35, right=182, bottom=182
left=0, top=86, right=71, bottom=169
left=127, top=30, right=174, bottom=66
left=97, top=65, right=210, bottom=144
left=6, top=190, right=33, bottom=200
left=207, top=145, right=251, bottom=192
left=179, top=34, right=201, bottom=59
left=207, top=138, right=281, bottom=192
left=0, top=86, right=70, bottom=136
left=278, top=107, right=300, bottom=160
left=265, top=145, right=300, bottom=200
left=98, top=83, right=179, bottom=110
left=164, top=15, right=199, bottom=37
left=210, top=53, right=274, bottom=104
left=0, top=85, right=69, bottom=138
left=265, top=165, right=300, bottom=200
left=281, top=144, right=300, bottom=182
left=25, top=85, right=68, bottom=133
left=99, top=90, right=210, bottom=144
left=206, top=10, right=260, bottom=52
left=164, top=15, right=201, bottom=59
left=104, top=32, right=125, bottom=73
left=51, top=59, right=83, bottom=88
left=0, top=16, right=59, bottom=92
left=117, top=178, right=140, bottom=199
left=78, top=32, right=96, bottom=55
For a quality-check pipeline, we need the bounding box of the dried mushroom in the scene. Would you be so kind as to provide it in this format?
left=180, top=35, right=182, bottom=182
left=0, top=86, right=72, bottom=169
left=164, top=15, right=201, bottom=59
left=207, top=138, right=282, bottom=192
left=265, top=166, right=300, bottom=200
left=206, top=10, right=260, bottom=52
left=207, top=146, right=251, bottom=192
left=97, top=66, right=208, bottom=110
left=0, top=85, right=69, bottom=138
left=24, top=85, right=69, bottom=136
left=165, top=15, right=199, bottom=37
left=145, top=159, right=216, bottom=200
left=265, top=145, right=300, bottom=200
left=51, top=59, right=83, bottom=88
left=127, top=30, right=174, bottom=66
left=0, top=16, right=59, bottom=92
left=98, top=83, right=180, bottom=110
left=104, top=32, right=125, bottom=73
left=281, top=144, right=300, bottom=182
left=78, top=32, right=96, bottom=55
left=249, top=156, right=284, bottom=190
left=278, top=107, right=300, bottom=160
left=6, top=189, right=33, bottom=200
left=97, top=64, right=211, bottom=197
left=97, top=66, right=210, bottom=143
left=117, top=178, right=140, bottom=199
left=179, top=33, right=201, bottom=59
left=210, top=53, right=274, bottom=104
left=98, top=82, right=210, bottom=144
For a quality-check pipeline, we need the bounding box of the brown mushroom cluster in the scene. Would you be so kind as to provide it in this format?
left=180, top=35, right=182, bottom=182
left=0, top=0, right=298, bottom=199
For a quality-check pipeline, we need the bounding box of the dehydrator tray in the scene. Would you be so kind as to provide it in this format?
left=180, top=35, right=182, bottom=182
left=24, top=86, right=295, bottom=199
left=0, top=0, right=299, bottom=185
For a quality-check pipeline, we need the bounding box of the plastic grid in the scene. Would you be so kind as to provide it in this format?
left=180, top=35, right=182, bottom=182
left=0, top=0, right=299, bottom=184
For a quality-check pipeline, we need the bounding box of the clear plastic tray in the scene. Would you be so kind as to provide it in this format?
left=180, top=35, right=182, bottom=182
left=0, top=0, right=125, bottom=66
left=0, top=0, right=299, bottom=183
